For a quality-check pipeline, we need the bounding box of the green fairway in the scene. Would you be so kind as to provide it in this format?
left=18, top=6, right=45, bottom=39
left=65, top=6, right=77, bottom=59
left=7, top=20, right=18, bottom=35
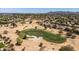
left=18, top=29, right=66, bottom=43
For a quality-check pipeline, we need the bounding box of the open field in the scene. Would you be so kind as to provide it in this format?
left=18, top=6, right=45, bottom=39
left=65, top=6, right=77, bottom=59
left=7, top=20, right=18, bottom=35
left=0, top=12, right=79, bottom=51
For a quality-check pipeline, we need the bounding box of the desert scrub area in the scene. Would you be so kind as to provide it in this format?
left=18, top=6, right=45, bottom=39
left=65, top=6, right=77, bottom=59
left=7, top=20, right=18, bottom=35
left=0, top=11, right=79, bottom=51
left=18, top=29, right=66, bottom=43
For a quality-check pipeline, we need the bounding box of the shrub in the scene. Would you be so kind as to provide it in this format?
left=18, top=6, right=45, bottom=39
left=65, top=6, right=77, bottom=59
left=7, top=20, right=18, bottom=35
left=0, top=42, right=5, bottom=48
left=59, top=45, right=74, bottom=51
left=19, top=33, right=27, bottom=39
left=15, top=30, right=20, bottom=35
left=16, top=38, right=23, bottom=46
left=3, top=30, right=8, bottom=34
left=39, top=43, right=43, bottom=47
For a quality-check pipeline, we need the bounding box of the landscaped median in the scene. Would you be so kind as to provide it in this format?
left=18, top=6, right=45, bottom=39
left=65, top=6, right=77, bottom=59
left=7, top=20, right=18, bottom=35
left=17, top=29, right=66, bottom=43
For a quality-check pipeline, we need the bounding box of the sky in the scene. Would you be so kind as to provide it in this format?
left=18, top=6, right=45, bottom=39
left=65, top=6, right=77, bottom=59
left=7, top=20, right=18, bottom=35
left=0, top=8, right=79, bottom=13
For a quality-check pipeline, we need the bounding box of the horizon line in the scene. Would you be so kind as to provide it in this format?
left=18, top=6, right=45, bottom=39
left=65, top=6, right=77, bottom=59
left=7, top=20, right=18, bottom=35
left=0, top=11, right=79, bottom=14
left=0, top=8, right=79, bottom=13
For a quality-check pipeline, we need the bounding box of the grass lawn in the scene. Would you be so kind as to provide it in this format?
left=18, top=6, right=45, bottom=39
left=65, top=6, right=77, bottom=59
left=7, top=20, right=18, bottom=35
left=18, top=29, right=66, bottom=43
left=0, top=42, right=5, bottom=48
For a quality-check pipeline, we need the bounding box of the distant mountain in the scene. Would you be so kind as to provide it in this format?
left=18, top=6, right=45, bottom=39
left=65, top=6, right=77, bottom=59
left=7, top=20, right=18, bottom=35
left=0, top=11, right=79, bottom=15
left=47, top=11, right=79, bottom=15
